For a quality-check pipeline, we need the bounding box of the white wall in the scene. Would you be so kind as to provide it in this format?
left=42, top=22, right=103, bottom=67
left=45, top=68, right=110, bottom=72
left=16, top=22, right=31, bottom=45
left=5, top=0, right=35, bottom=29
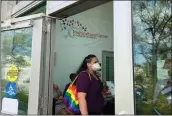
left=1, top=1, right=16, bottom=21
left=53, top=2, right=113, bottom=91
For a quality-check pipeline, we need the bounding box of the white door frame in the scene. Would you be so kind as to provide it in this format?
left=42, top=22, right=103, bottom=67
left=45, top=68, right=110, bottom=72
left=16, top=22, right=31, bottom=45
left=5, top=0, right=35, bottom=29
left=113, top=1, right=134, bottom=114
left=47, top=19, right=56, bottom=115
left=0, top=13, right=49, bottom=115
left=40, top=16, right=56, bottom=115
left=47, top=1, right=135, bottom=115
left=28, top=14, right=44, bottom=115
left=0, top=0, right=2, bottom=112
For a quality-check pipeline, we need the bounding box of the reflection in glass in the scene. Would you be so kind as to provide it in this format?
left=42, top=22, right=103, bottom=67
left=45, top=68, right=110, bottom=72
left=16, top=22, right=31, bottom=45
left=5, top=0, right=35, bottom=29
left=132, top=0, right=172, bottom=115
left=1, top=28, right=32, bottom=114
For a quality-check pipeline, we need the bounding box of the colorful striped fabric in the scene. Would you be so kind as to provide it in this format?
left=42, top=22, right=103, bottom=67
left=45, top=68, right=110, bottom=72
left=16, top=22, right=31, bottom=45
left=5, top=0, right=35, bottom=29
left=63, top=71, right=91, bottom=114
left=64, top=84, right=80, bottom=114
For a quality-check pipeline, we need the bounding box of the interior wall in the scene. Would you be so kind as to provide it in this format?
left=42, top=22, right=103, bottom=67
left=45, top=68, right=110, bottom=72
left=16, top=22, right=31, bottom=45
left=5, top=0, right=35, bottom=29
left=53, top=1, right=113, bottom=91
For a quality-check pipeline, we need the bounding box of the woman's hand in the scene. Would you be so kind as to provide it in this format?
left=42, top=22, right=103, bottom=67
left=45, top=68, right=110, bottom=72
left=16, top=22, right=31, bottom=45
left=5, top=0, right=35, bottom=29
left=58, top=96, right=63, bottom=100
left=55, top=95, right=64, bottom=104
left=56, top=99, right=63, bottom=104
left=53, top=84, right=59, bottom=90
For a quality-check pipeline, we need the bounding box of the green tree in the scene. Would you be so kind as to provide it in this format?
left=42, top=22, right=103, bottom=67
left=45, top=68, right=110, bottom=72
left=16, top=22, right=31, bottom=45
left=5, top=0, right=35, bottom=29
left=133, top=0, right=172, bottom=85
left=1, top=29, right=32, bottom=68
left=1, top=28, right=32, bottom=94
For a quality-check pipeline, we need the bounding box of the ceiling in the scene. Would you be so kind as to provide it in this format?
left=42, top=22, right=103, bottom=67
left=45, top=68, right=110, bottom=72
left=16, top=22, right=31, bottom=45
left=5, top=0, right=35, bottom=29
left=51, top=0, right=111, bottom=19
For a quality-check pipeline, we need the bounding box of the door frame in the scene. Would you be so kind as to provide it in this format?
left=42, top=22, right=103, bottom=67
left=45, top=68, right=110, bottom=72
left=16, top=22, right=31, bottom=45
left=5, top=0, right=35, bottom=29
left=47, top=18, right=56, bottom=115
left=102, top=51, right=114, bottom=82
left=113, top=1, right=134, bottom=114
left=0, top=13, right=49, bottom=115
left=47, top=1, right=134, bottom=115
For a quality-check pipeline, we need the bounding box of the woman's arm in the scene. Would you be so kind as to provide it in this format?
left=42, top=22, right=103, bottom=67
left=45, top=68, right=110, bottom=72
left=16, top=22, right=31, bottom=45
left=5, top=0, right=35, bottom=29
left=54, top=84, right=63, bottom=97
left=76, top=72, right=91, bottom=115
left=78, top=92, right=88, bottom=115
left=56, top=96, right=64, bottom=104
left=56, top=89, right=62, bottom=97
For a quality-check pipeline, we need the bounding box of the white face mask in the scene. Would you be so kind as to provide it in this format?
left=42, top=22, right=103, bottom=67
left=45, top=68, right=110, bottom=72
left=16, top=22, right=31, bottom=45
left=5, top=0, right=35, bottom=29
left=92, top=63, right=101, bottom=71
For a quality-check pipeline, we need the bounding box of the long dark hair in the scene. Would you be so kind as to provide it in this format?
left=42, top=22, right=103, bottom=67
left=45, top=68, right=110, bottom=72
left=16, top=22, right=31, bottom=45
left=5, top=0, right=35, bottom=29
left=76, top=54, right=96, bottom=74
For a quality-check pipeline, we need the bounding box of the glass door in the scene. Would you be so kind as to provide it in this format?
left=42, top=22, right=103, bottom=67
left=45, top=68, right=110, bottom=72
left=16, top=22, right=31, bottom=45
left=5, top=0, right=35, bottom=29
left=0, top=13, right=53, bottom=115
left=1, top=27, right=32, bottom=115
left=132, top=1, right=172, bottom=115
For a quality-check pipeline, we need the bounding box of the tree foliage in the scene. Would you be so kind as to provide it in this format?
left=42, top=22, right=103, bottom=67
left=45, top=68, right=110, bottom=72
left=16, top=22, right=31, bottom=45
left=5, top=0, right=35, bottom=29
left=1, top=29, right=32, bottom=68
left=133, top=0, right=172, bottom=115
left=133, top=0, right=172, bottom=78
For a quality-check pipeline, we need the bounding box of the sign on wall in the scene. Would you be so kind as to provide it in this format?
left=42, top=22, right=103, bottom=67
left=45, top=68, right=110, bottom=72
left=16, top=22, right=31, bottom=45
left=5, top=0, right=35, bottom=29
left=5, top=65, right=18, bottom=99
left=7, top=65, right=19, bottom=82
left=60, top=18, right=108, bottom=39
left=5, top=82, right=17, bottom=98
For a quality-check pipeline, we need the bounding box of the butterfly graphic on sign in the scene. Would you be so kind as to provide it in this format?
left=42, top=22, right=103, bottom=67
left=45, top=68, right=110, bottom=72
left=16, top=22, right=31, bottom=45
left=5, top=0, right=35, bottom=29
left=60, top=18, right=87, bottom=38
left=60, top=18, right=108, bottom=40
left=5, top=82, right=17, bottom=98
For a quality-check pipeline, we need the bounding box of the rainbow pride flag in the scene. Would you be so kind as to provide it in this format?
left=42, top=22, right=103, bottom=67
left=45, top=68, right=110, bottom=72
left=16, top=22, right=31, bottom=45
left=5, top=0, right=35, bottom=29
left=63, top=71, right=90, bottom=114
left=63, top=84, right=80, bottom=114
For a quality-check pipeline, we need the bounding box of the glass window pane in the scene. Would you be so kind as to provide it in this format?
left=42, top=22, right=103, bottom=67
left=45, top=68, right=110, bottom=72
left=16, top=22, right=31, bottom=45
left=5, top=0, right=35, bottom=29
left=1, top=27, right=32, bottom=114
left=132, top=0, right=172, bottom=115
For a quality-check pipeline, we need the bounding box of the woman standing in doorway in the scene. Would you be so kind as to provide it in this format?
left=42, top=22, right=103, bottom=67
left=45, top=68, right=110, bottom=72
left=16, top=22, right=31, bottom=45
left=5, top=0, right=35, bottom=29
left=76, top=54, right=104, bottom=115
